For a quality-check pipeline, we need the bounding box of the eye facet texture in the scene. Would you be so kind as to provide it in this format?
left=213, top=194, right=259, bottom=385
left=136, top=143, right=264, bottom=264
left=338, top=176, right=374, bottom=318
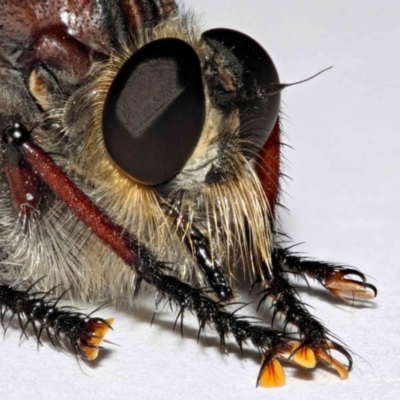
left=103, top=38, right=205, bottom=185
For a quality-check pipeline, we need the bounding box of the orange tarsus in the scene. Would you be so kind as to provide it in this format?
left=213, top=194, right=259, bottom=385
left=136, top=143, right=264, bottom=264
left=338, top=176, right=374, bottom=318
left=79, top=318, right=114, bottom=360
left=258, top=358, right=286, bottom=388
left=290, top=341, right=317, bottom=368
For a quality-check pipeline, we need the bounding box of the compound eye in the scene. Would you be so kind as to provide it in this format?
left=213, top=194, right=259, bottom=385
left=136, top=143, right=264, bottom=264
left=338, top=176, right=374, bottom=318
left=201, top=28, right=280, bottom=155
left=102, top=38, right=205, bottom=185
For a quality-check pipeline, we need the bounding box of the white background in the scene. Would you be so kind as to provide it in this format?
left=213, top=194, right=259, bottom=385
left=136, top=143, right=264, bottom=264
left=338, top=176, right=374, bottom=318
left=1, top=1, right=399, bottom=399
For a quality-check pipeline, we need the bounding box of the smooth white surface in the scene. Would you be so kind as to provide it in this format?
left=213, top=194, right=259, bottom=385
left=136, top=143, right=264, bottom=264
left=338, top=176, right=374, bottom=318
left=1, top=1, right=399, bottom=399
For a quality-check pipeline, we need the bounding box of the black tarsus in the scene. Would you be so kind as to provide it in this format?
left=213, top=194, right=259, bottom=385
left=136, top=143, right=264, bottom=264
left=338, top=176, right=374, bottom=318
left=273, top=246, right=378, bottom=298
left=0, top=281, right=110, bottom=359
left=133, top=261, right=287, bottom=357
left=253, top=246, right=359, bottom=370
left=2, top=122, right=376, bottom=378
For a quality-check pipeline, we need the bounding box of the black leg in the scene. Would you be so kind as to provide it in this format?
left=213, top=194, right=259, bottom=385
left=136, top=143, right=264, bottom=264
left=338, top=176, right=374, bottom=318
left=0, top=280, right=113, bottom=360
left=3, top=122, right=297, bottom=387
left=251, top=245, right=377, bottom=379
left=272, top=247, right=377, bottom=302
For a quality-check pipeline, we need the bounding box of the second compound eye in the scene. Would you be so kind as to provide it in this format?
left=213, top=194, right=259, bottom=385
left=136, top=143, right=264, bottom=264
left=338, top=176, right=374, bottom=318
left=201, top=28, right=281, bottom=157
left=102, top=38, right=206, bottom=185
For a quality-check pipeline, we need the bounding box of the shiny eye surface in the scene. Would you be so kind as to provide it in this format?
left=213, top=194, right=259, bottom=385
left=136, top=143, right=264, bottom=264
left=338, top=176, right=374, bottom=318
left=201, top=28, right=281, bottom=155
left=102, top=38, right=205, bottom=185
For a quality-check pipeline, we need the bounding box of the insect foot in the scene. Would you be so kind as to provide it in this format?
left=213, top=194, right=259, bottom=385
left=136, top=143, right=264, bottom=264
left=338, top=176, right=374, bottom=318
left=0, top=281, right=113, bottom=360
left=0, top=0, right=377, bottom=390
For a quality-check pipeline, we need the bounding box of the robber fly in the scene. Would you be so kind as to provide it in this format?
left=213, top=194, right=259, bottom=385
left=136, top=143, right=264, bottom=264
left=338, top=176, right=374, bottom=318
left=0, top=0, right=376, bottom=388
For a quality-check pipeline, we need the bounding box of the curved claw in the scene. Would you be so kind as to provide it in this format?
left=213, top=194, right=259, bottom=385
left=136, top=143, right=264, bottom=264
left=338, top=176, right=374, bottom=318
left=314, top=340, right=352, bottom=380
left=257, top=338, right=354, bottom=387
left=279, top=339, right=352, bottom=380
left=325, top=340, right=353, bottom=370
left=316, top=348, right=349, bottom=379
left=325, top=269, right=377, bottom=302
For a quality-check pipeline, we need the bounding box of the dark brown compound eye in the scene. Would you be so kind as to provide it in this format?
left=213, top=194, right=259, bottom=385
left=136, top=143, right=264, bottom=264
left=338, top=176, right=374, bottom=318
left=201, top=29, right=281, bottom=156
left=102, top=38, right=205, bottom=185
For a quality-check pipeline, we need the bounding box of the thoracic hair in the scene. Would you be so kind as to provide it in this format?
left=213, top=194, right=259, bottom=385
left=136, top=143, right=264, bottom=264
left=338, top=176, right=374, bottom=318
left=0, top=9, right=273, bottom=301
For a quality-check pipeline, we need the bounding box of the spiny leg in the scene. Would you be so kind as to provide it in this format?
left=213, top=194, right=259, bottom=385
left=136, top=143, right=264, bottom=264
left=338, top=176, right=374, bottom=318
left=0, top=280, right=113, bottom=360
left=253, top=246, right=376, bottom=379
left=4, top=122, right=299, bottom=387
left=273, top=247, right=377, bottom=302
left=1, top=121, right=114, bottom=360
left=255, top=120, right=377, bottom=376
